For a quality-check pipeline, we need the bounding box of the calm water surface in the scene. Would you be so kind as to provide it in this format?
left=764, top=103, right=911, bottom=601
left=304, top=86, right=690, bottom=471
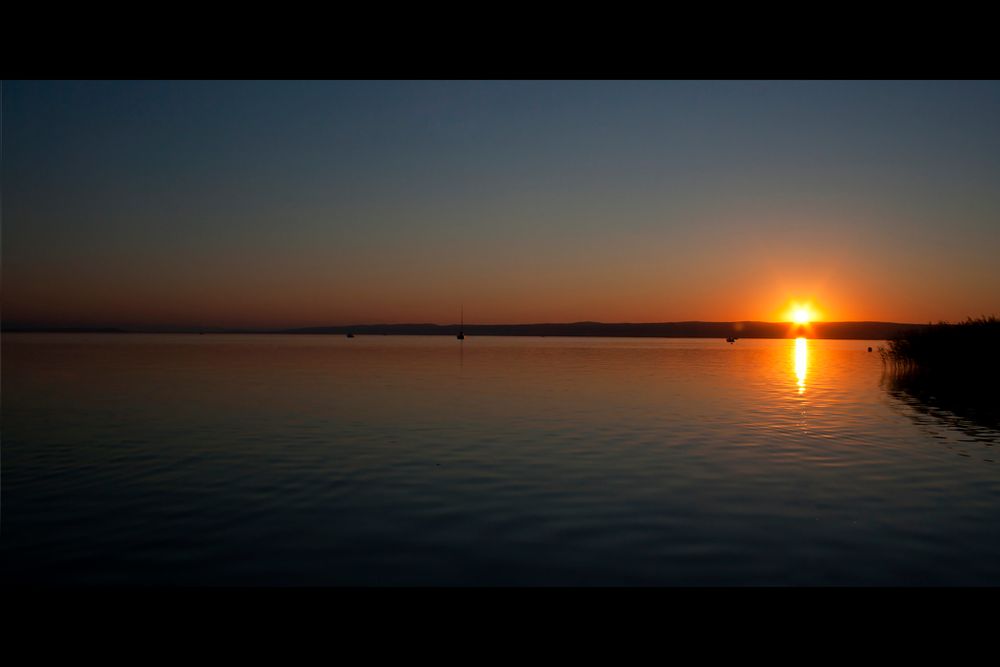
left=3, top=334, right=999, bottom=585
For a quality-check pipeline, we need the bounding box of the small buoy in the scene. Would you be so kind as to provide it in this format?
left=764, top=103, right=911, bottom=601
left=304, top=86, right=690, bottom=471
left=867, top=347, right=872, bottom=352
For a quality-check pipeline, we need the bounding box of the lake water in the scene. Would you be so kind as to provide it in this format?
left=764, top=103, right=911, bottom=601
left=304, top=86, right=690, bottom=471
left=3, top=334, right=999, bottom=586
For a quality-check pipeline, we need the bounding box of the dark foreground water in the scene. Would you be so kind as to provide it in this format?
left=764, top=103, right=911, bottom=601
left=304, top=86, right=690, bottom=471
left=3, top=334, right=998, bottom=585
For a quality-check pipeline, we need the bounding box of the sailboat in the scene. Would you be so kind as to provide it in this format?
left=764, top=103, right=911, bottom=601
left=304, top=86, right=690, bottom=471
left=457, top=306, right=465, bottom=340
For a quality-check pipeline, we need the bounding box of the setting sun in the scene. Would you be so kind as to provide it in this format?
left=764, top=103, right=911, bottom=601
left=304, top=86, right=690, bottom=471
left=784, top=302, right=820, bottom=325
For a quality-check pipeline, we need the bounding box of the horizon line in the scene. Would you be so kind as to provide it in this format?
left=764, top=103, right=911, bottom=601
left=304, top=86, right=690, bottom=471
left=2, top=318, right=934, bottom=332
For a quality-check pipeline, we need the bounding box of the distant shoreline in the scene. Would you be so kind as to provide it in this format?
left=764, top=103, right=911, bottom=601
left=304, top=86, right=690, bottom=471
left=2, top=321, right=920, bottom=340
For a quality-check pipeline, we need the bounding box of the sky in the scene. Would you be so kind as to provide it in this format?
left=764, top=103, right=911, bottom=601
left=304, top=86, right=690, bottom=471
left=4, top=80, right=1000, bottom=328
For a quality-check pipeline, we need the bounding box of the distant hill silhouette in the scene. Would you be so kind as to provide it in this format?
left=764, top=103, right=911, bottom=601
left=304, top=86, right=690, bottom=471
left=1, top=325, right=129, bottom=333
left=3, top=321, right=921, bottom=339
left=282, top=321, right=919, bottom=340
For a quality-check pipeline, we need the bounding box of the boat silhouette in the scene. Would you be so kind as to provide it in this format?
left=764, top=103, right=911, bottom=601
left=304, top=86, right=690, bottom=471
left=457, top=306, right=465, bottom=340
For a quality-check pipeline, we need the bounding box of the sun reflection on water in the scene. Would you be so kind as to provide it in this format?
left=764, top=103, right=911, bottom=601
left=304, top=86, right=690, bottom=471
left=794, top=337, right=808, bottom=394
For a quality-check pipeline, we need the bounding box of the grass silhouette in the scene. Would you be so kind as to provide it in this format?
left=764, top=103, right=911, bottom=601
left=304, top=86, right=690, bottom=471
left=880, top=316, right=1000, bottom=427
